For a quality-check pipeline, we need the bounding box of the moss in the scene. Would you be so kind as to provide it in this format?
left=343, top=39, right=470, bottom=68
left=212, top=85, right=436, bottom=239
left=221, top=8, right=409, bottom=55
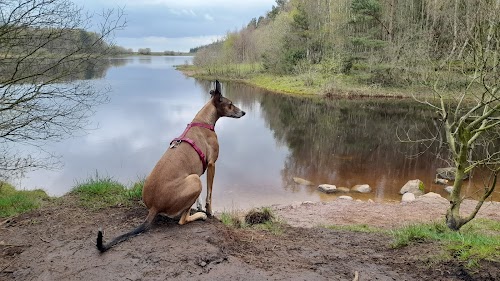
left=419, top=181, right=425, bottom=192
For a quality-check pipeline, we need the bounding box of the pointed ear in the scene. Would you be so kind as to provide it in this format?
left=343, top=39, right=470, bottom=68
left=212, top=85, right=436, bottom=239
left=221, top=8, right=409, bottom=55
left=215, top=80, right=221, bottom=93
left=210, top=80, right=222, bottom=100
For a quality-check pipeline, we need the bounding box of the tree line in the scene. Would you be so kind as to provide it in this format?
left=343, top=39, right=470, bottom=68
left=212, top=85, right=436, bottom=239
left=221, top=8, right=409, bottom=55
left=193, top=0, right=497, bottom=88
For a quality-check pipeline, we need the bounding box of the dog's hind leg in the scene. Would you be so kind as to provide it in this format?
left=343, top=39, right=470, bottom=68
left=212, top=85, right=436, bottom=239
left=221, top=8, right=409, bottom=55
left=178, top=174, right=207, bottom=225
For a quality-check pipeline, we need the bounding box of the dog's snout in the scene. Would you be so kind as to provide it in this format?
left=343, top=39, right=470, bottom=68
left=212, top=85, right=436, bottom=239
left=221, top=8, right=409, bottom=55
left=241, top=111, right=246, bottom=116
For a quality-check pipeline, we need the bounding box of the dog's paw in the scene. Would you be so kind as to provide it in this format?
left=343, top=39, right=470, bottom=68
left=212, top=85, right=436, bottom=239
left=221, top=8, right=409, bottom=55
left=204, top=211, right=213, bottom=218
left=200, top=213, right=208, bottom=220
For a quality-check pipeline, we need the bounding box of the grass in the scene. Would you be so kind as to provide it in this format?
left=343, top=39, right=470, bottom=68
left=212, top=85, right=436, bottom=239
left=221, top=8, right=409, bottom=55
left=177, top=61, right=481, bottom=101
left=390, top=220, right=500, bottom=267
left=219, top=207, right=284, bottom=235
left=0, top=182, right=50, bottom=218
left=126, top=179, right=144, bottom=201
left=69, top=173, right=144, bottom=210
left=322, top=220, right=500, bottom=267
left=219, top=209, right=243, bottom=228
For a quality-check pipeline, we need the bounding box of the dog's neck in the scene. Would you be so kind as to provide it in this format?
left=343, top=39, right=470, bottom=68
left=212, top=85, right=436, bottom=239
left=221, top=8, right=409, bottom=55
left=192, top=100, right=219, bottom=126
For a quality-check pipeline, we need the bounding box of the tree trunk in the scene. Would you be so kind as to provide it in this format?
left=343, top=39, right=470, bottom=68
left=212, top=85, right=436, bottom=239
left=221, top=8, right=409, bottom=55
left=445, top=165, right=466, bottom=230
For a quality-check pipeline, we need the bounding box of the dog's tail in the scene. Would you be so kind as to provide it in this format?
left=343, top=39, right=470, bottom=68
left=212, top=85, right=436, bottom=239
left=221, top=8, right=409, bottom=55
left=96, top=210, right=156, bottom=253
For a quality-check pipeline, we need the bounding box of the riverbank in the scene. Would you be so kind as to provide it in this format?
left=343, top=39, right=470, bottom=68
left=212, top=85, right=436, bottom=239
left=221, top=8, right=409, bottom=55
left=1, top=190, right=499, bottom=280
left=175, top=64, right=425, bottom=99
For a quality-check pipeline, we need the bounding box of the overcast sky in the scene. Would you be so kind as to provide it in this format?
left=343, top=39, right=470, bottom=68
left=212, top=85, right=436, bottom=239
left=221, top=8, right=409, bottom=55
left=74, top=0, right=275, bottom=52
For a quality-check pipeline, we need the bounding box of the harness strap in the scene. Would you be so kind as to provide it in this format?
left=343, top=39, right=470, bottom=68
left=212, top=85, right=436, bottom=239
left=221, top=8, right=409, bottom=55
left=170, top=122, right=215, bottom=174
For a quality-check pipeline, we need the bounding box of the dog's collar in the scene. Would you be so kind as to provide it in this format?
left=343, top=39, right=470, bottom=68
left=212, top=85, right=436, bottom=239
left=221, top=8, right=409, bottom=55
left=170, top=122, right=215, bottom=174
left=189, top=122, right=215, bottom=131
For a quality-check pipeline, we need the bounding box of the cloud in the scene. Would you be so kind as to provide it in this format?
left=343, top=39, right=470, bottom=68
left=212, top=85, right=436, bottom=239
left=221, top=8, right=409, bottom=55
left=73, top=0, right=274, bottom=50
left=204, top=14, right=214, bottom=21
left=116, top=35, right=223, bottom=52
left=168, top=9, right=196, bottom=17
left=120, top=0, right=274, bottom=9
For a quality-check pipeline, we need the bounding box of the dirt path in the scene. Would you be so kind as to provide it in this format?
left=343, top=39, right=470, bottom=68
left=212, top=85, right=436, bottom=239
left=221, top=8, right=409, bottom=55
left=1, top=195, right=499, bottom=281
left=273, top=193, right=500, bottom=229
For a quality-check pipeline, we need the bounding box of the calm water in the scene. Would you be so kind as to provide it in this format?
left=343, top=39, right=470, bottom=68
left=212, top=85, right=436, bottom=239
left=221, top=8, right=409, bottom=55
left=14, top=56, right=499, bottom=210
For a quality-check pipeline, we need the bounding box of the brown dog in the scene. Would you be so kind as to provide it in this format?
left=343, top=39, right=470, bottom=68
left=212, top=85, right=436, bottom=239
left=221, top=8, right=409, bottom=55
left=96, top=80, right=245, bottom=252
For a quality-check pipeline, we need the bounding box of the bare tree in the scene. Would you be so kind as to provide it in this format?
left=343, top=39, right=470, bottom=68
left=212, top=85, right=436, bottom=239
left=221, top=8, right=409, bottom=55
left=0, top=0, right=125, bottom=180
left=414, top=0, right=499, bottom=230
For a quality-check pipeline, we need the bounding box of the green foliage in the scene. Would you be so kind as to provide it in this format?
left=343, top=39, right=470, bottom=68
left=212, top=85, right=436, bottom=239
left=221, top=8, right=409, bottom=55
left=390, top=220, right=500, bottom=267
left=351, top=0, right=381, bottom=18
left=126, top=179, right=144, bottom=201
left=219, top=210, right=244, bottom=228
left=0, top=182, right=49, bottom=218
left=419, top=181, right=425, bottom=192
left=320, top=54, right=354, bottom=76
left=70, top=174, right=143, bottom=210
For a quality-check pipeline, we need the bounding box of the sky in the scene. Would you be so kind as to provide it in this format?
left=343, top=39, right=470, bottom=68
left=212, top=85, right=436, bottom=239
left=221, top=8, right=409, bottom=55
left=73, top=0, right=275, bottom=52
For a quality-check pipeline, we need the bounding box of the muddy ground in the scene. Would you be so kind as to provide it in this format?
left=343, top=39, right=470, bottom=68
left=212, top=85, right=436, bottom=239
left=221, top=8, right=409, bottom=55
left=1, top=194, right=499, bottom=281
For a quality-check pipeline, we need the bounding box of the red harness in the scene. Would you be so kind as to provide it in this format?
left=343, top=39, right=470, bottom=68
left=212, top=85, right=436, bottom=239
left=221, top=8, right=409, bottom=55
left=170, top=122, right=215, bottom=174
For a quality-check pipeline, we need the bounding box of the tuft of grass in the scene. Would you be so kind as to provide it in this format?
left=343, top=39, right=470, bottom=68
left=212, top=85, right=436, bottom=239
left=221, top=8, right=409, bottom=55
left=246, top=207, right=284, bottom=235
left=0, top=182, right=49, bottom=218
left=219, top=207, right=284, bottom=234
left=390, top=220, right=500, bottom=267
left=70, top=174, right=144, bottom=210
left=219, top=210, right=243, bottom=228
left=245, top=206, right=274, bottom=225
left=126, top=179, right=144, bottom=201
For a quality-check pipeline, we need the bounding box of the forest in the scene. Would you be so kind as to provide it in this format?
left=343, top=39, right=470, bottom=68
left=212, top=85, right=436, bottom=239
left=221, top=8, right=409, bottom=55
left=192, top=0, right=499, bottom=95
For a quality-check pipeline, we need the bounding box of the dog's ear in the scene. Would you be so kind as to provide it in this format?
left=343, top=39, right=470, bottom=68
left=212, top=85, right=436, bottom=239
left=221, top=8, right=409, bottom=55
left=210, top=80, right=222, bottom=101
left=215, top=80, right=221, bottom=94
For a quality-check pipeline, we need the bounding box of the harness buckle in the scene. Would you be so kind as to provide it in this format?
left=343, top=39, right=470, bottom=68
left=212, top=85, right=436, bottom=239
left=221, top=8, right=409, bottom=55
left=169, top=140, right=181, bottom=149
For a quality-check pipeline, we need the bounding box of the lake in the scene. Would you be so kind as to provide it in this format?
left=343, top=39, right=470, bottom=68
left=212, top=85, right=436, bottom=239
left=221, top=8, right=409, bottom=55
left=13, top=56, right=499, bottom=210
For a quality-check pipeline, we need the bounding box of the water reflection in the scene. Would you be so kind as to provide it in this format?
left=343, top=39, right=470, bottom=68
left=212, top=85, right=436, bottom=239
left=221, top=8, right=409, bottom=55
left=219, top=82, right=499, bottom=204
left=14, top=56, right=499, bottom=211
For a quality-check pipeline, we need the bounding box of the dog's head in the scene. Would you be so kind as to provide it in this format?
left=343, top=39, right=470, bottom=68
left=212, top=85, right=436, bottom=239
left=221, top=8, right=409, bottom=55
left=210, top=80, right=246, bottom=118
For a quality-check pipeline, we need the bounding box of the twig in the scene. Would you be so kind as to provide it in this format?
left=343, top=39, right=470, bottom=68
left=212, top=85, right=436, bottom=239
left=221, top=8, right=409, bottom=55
left=0, top=256, right=19, bottom=274
left=352, top=271, right=359, bottom=281
left=39, top=236, right=50, bottom=243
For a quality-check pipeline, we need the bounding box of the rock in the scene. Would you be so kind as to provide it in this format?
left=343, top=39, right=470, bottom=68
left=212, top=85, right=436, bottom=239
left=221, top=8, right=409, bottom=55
left=422, top=192, right=442, bottom=198
left=368, top=199, right=374, bottom=203
left=445, top=186, right=454, bottom=194
left=293, top=177, right=314, bottom=186
left=400, top=179, right=425, bottom=196
left=302, top=201, right=314, bottom=205
left=436, top=167, right=469, bottom=180
left=337, top=187, right=350, bottom=193
left=318, top=184, right=336, bottom=193
left=338, top=196, right=353, bottom=200
left=434, top=178, right=449, bottom=185
left=351, top=184, right=371, bottom=193
left=401, top=193, right=416, bottom=203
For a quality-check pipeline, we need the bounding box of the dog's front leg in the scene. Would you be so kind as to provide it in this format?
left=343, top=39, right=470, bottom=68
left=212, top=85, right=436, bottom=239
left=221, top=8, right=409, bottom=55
left=205, top=162, right=215, bottom=217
